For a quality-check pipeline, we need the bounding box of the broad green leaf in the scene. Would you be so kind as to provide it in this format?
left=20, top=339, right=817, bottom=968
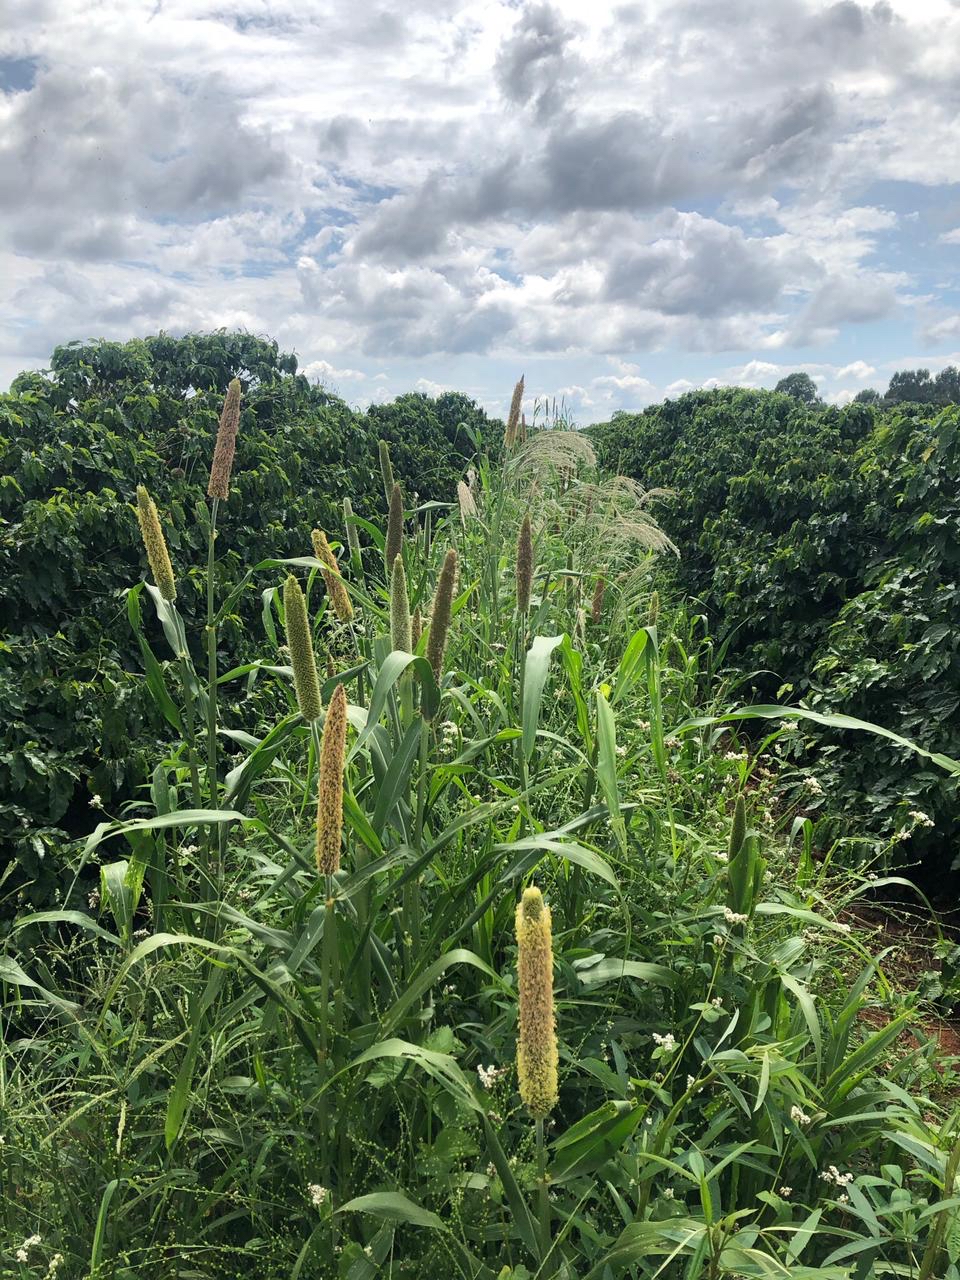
left=336, top=1192, right=444, bottom=1231
left=522, top=633, right=564, bottom=761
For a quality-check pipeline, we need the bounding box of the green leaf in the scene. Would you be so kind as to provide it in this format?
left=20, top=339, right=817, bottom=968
left=595, top=690, right=626, bottom=854
left=522, top=634, right=564, bottom=761
left=335, top=1192, right=444, bottom=1231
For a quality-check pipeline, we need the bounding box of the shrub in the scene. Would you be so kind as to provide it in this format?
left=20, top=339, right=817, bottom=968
left=591, top=390, right=960, bottom=869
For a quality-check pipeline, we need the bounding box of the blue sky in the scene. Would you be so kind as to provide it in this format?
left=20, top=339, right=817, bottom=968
left=1, top=0, right=958, bottom=420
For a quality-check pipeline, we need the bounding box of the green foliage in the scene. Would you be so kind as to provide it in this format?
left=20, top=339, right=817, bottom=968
left=774, top=371, right=822, bottom=405
left=4, top=415, right=959, bottom=1279
left=591, top=390, right=960, bottom=867
left=0, top=335, right=486, bottom=912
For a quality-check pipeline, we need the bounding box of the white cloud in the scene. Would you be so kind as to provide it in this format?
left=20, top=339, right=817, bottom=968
left=0, top=0, right=957, bottom=402
left=836, top=360, right=876, bottom=380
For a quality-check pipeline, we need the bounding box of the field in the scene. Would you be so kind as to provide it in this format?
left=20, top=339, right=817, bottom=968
left=2, top=339, right=960, bottom=1279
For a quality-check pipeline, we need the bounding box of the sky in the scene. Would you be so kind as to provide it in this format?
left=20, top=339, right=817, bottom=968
left=1, top=0, right=959, bottom=421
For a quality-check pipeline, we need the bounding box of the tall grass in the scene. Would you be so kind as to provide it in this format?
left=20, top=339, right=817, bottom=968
left=2, top=395, right=959, bottom=1279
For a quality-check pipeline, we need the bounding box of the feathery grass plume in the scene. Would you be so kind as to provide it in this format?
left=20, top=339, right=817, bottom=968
left=135, top=485, right=177, bottom=601
left=591, top=573, right=606, bottom=623
left=385, top=482, right=404, bottom=571
left=207, top=378, right=242, bottom=500
left=311, top=529, right=354, bottom=623
left=390, top=555, right=412, bottom=653
left=343, top=496, right=362, bottom=564
left=378, top=439, right=396, bottom=506
left=516, top=886, right=559, bottom=1119
left=457, top=479, right=477, bottom=525
left=504, top=376, right=524, bottom=449
left=282, top=574, right=322, bottom=722
left=411, top=606, right=423, bottom=650
left=647, top=590, right=660, bottom=627
left=315, top=683, right=348, bottom=876
left=426, top=548, right=458, bottom=681
left=516, top=512, right=533, bottom=613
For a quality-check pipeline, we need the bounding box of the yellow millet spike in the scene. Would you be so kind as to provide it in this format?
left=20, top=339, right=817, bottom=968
left=315, top=683, right=348, bottom=876
left=282, top=574, right=322, bottom=722
left=207, top=378, right=241, bottom=500
left=516, top=886, right=559, bottom=1119
left=135, top=485, right=177, bottom=602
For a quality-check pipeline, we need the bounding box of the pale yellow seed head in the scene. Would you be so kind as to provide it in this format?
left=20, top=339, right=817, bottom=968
left=311, top=528, right=354, bottom=622
left=504, top=376, right=524, bottom=450
left=207, top=378, right=242, bottom=500
left=516, top=886, right=558, bottom=1119
left=315, top=683, right=348, bottom=876
left=385, top=483, right=404, bottom=573
left=283, top=574, right=322, bottom=722
left=426, top=548, right=458, bottom=684
left=135, top=484, right=176, bottom=601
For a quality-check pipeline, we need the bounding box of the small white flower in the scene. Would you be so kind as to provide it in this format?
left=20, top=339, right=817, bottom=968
left=652, top=1032, right=677, bottom=1053
left=908, top=809, right=934, bottom=827
left=90, top=794, right=103, bottom=809
left=802, top=776, right=824, bottom=796
left=88, top=888, right=101, bottom=909
left=308, top=1183, right=328, bottom=1208
left=791, top=1104, right=812, bottom=1127
left=663, top=1187, right=674, bottom=1199
left=46, top=1255, right=65, bottom=1278
left=714, top=849, right=729, bottom=863
left=713, top=933, right=725, bottom=947
left=723, top=907, right=748, bottom=925
left=364, top=1245, right=373, bottom=1258
left=616, top=745, right=627, bottom=757
left=779, top=1185, right=792, bottom=1198
left=686, top=1075, right=696, bottom=1090
left=837, top=1193, right=849, bottom=1205
left=710, top=997, right=723, bottom=1008
left=477, top=1063, right=506, bottom=1089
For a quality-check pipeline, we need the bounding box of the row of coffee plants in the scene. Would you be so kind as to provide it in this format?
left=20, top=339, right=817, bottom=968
left=3, top=380, right=959, bottom=1277
left=592, top=389, right=960, bottom=877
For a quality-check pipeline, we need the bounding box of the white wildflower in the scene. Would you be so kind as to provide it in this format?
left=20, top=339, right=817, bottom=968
left=908, top=809, right=934, bottom=828
left=723, top=907, right=748, bottom=925
left=802, top=776, right=824, bottom=796
left=477, top=1063, right=506, bottom=1089
left=308, top=1183, right=328, bottom=1208
left=663, top=1187, right=674, bottom=1199
left=90, top=794, right=103, bottom=809
left=791, top=1105, right=812, bottom=1127
left=779, top=1186, right=792, bottom=1198
left=652, top=1032, right=677, bottom=1053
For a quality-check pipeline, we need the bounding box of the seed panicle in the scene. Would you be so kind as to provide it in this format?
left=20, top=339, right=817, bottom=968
left=315, top=683, right=348, bottom=876
left=516, top=886, right=559, bottom=1118
left=283, top=574, right=322, bottom=722
left=135, top=485, right=177, bottom=602
left=311, top=529, right=354, bottom=622
left=207, top=378, right=242, bottom=500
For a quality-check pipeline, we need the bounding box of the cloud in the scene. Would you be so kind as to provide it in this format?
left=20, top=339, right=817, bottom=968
left=836, top=360, right=876, bottom=379
left=495, top=3, right=581, bottom=121
left=1, top=0, right=958, bottom=402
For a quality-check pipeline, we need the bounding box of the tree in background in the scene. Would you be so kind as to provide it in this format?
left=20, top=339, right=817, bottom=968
left=883, top=365, right=960, bottom=406
left=774, top=371, right=822, bottom=404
